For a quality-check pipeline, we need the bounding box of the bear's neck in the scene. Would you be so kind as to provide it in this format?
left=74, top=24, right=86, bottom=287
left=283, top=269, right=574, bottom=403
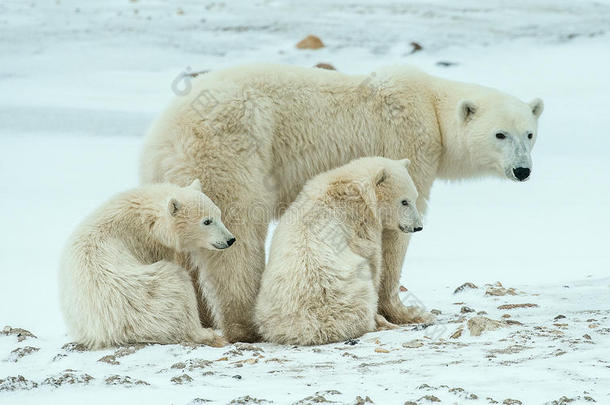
left=107, top=191, right=179, bottom=258
left=432, top=79, right=486, bottom=180
left=322, top=193, right=382, bottom=243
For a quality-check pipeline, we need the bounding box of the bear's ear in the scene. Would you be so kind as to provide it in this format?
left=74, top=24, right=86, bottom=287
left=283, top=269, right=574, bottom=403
left=529, top=98, right=544, bottom=118
left=374, top=168, right=387, bottom=186
left=399, top=158, right=411, bottom=169
left=188, top=179, right=202, bottom=191
left=457, top=100, right=477, bottom=123
left=168, top=198, right=181, bottom=217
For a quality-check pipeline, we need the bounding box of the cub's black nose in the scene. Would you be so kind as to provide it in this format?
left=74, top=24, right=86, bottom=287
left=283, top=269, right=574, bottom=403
left=513, top=167, right=531, bottom=181
left=227, top=237, right=236, bottom=246
left=413, top=226, right=423, bottom=232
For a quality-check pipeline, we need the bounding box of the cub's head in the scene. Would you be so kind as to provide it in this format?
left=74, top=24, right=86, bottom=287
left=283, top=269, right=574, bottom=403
left=369, top=158, right=423, bottom=233
left=455, top=93, right=544, bottom=182
left=165, top=179, right=235, bottom=252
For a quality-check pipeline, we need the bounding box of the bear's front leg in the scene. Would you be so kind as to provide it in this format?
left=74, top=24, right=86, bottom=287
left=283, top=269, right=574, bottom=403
left=378, top=229, right=435, bottom=324
left=197, top=220, right=267, bottom=343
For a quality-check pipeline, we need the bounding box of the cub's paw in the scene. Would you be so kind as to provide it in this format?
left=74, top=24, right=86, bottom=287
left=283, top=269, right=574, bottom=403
left=374, top=314, right=400, bottom=331
left=194, top=328, right=228, bottom=347
left=404, top=306, right=436, bottom=324
left=209, top=334, right=228, bottom=348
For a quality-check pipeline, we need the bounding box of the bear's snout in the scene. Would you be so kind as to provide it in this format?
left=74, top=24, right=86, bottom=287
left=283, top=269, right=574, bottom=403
left=399, top=224, right=423, bottom=233
left=227, top=237, right=236, bottom=246
left=513, top=167, right=531, bottom=181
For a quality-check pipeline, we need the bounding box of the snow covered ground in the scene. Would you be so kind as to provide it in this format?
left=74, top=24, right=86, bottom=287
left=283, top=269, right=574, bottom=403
left=1, top=0, right=609, bottom=403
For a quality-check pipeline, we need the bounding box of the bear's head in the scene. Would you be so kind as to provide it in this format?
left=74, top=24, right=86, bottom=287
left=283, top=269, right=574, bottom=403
left=448, top=92, right=544, bottom=182
left=165, top=179, right=236, bottom=252
left=371, top=158, right=423, bottom=233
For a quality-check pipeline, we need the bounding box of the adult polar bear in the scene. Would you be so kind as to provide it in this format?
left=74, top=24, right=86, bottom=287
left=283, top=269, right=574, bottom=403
left=140, top=64, right=543, bottom=342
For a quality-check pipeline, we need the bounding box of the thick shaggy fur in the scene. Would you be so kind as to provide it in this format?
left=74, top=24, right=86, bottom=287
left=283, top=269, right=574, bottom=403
left=139, top=64, right=543, bottom=341
left=59, top=182, right=233, bottom=349
left=254, top=157, right=424, bottom=345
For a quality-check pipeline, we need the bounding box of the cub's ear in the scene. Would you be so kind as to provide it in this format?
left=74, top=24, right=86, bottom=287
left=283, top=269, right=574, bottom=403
left=398, top=158, right=411, bottom=169
left=188, top=179, right=202, bottom=191
left=374, top=168, right=387, bottom=186
left=457, top=100, right=477, bottom=123
left=529, top=98, right=544, bottom=118
left=168, top=198, right=181, bottom=217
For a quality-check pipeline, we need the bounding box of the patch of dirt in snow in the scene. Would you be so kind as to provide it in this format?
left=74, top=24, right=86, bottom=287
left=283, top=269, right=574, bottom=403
left=42, top=370, right=94, bottom=387
left=1, top=326, right=36, bottom=342
left=97, top=344, right=147, bottom=365
left=485, top=282, right=519, bottom=296
left=0, top=375, right=38, bottom=391
left=454, top=282, right=478, bottom=294
left=467, top=316, right=507, bottom=336
left=170, top=373, right=194, bottom=385
left=170, top=358, right=214, bottom=371
left=104, top=374, right=149, bottom=387
left=497, top=303, right=539, bottom=310
left=6, top=346, right=40, bottom=362
left=227, top=396, right=272, bottom=404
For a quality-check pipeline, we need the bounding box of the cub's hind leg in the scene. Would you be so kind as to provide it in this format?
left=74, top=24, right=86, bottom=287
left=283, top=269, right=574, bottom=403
left=133, top=260, right=226, bottom=347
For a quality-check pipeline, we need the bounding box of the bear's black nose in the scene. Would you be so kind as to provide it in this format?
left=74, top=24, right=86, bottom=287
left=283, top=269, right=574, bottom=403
left=413, top=226, right=423, bottom=232
left=513, top=167, right=531, bottom=181
left=227, top=237, right=236, bottom=246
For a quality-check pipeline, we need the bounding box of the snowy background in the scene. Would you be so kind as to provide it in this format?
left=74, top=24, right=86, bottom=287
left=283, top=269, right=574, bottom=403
left=1, top=0, right=609, bottom=403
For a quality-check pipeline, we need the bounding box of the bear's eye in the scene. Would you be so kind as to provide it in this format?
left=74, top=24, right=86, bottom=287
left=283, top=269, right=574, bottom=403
left=527, top=133, right=533, bottom=139
left=495, top=133, right=506, bottom=140
left=401, top=200, right=409, bottom=206
left=203, top=219, right=212, bottom=226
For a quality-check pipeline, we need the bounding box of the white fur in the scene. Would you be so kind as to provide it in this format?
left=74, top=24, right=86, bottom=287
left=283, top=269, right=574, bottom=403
left=139, top=64, right=544, bottom=338
left=59, top=181, right=234, bottom=349
left=254, top=157, right=424, bottom=345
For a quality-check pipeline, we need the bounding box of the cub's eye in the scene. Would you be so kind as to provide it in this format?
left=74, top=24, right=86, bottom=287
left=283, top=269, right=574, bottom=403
left=203, top=219, right=212, bottom=226
left=401, top=200, right=409, bottom=206
left=527, top=133, right=533, bottom=139
left=495, top=133, right=506, bottom=140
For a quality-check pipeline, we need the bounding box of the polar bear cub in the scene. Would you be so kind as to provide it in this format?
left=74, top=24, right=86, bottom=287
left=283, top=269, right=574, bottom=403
left=254, top=157, right=424, bottom=345
left=59, top=180, right=234, bottom=349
